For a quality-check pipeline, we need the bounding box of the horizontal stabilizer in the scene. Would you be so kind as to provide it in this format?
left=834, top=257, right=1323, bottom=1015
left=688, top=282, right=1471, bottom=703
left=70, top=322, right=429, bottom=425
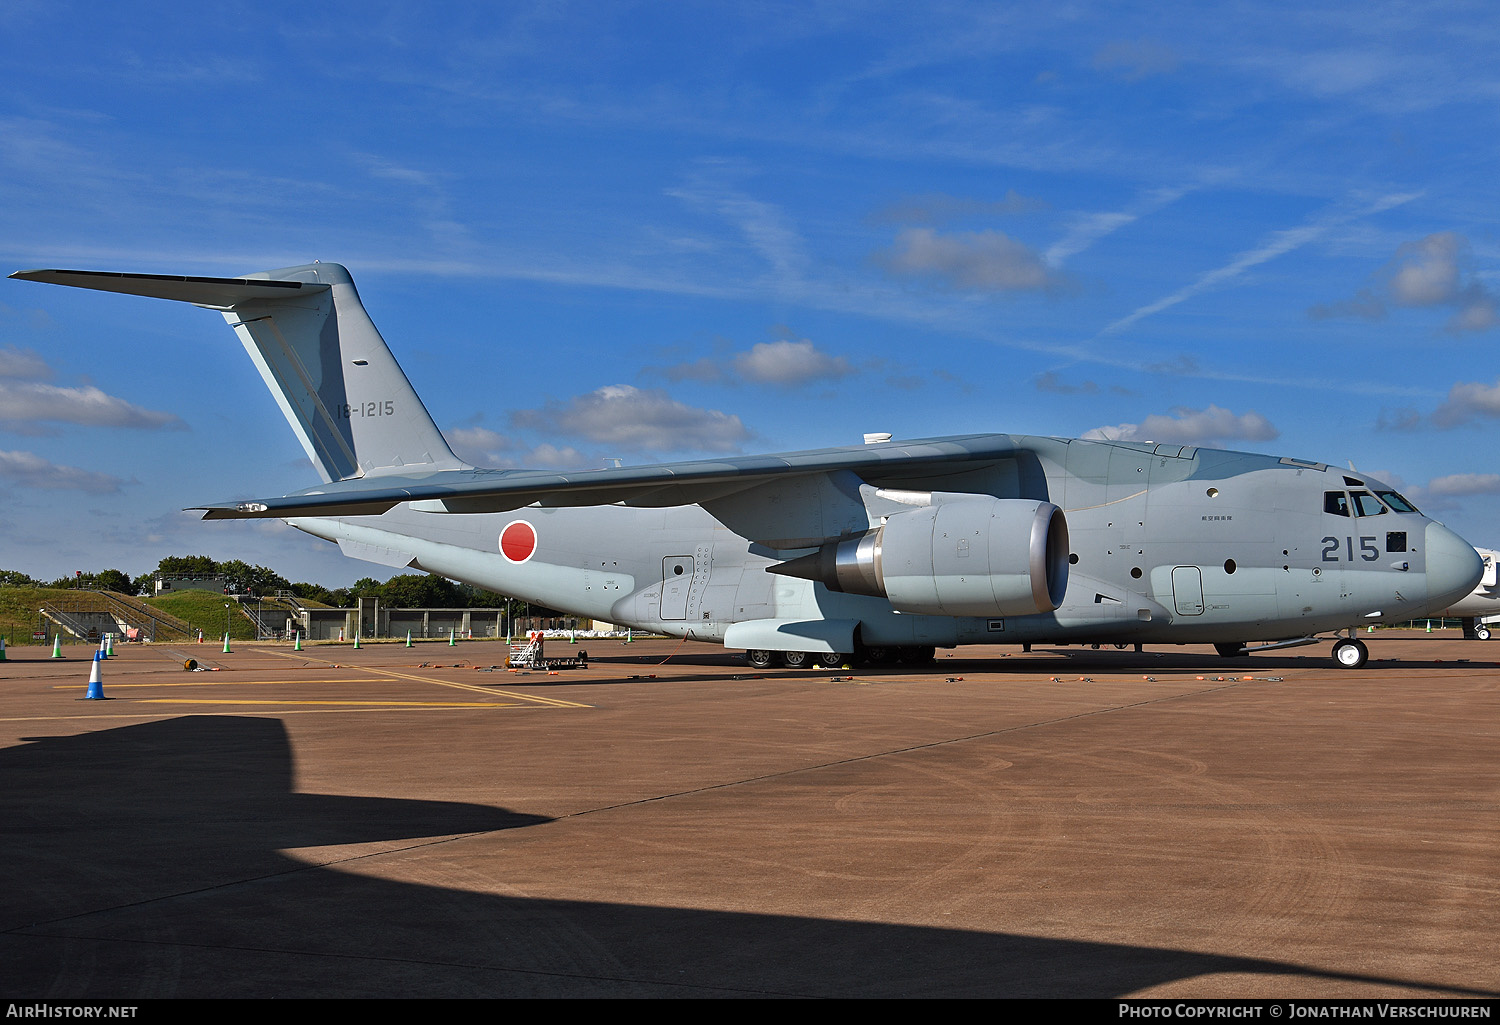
left=8, top=269, right=325, bottom=308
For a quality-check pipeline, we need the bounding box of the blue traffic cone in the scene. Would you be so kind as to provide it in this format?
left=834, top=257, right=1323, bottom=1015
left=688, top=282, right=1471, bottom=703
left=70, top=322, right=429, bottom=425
left=84, top=653, right=106, bottom=700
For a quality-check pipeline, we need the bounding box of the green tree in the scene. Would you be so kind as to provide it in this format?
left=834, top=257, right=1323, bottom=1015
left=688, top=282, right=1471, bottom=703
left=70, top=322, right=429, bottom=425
left=156, top=555, right=219, bottom=577
left=219, top=560, right=292, bottom=597
left=290, top=581, right=338, bottom=605
left=91, top=569, right=137, bottom=595
left=379, top=574, right=462, bottom=608
left=349, top=577, right=385, bottom=598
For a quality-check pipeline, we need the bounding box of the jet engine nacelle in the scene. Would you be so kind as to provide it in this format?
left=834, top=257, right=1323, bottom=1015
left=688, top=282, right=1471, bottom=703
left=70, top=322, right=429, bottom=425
left=773, top=497, right=1069, bottom=616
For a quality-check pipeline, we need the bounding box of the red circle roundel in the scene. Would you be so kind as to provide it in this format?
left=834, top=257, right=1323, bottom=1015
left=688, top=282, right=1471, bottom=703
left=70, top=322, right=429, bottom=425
left=499, top=519, right=537, bottom=564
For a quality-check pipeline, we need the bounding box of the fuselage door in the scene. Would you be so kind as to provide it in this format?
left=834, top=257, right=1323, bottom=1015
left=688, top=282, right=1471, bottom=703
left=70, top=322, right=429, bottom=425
left=1171, top=565, right=1205, bottom=616
left=661, top=556, right=694, bottom=620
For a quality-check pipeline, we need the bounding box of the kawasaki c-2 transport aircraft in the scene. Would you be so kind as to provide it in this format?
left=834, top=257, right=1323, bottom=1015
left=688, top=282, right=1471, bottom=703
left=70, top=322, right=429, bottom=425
left=12, top=263, right=1483, bottom=670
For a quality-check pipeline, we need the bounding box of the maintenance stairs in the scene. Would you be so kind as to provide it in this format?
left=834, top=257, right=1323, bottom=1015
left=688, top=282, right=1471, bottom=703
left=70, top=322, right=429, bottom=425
left=39, top=590, right=195, bottom=643
left=233, top=594, right=305, bottom=639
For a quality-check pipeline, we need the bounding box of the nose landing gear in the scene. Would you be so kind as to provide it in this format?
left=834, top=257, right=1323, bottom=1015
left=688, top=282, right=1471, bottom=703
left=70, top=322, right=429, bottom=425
left=1332, top=637, right=1368, bottom=669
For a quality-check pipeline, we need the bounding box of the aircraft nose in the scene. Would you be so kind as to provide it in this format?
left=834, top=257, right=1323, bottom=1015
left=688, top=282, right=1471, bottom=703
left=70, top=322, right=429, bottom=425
left=1424, top=521, right=1483, bottom=611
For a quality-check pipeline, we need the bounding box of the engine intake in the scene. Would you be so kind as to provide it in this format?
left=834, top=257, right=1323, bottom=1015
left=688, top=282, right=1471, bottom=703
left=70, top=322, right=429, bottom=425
left=771, top=497, right=1069, bottom=616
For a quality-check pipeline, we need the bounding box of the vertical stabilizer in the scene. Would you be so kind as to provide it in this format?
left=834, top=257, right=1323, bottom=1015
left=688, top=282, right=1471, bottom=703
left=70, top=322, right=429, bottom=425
left=225, top=263, right=466, bottom=482
left=9, top=263, right=469, bottom=483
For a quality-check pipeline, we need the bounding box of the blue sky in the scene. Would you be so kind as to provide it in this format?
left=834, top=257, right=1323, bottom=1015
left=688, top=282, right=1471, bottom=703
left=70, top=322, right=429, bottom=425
left=3, top=2, right=1499, bottom=587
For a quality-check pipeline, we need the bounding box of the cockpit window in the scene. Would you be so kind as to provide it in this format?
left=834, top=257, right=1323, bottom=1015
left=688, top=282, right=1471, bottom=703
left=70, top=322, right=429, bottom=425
left=1324, top=491, right=1350, bottom=517
left=1351, top=491, right=1387, bottom=516
left=1376, top=490, right=1420, bottom=514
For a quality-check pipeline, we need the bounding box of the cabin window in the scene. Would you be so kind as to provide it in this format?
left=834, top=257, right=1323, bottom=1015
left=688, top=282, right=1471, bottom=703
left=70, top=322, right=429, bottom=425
left=1387, top=531, right=1407, bottom=553
left=1376, top=490, right=1420, bottom=514
left=1351, top=491, right=1387, bottom=516
left=1324, top=492, right=1350, bottom=516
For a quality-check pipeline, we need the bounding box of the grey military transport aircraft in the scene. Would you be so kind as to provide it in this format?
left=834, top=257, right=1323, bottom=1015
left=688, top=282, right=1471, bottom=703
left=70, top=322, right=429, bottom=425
left=12, top=262, right=1483, bottom=670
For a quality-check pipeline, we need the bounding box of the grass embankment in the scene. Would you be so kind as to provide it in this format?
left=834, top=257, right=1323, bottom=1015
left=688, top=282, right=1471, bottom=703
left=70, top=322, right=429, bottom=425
left=146, top=590, right=264, bottom=642
left=0, top=587, right=306, bottom=645
left=0, top=587, right=72, bottom=647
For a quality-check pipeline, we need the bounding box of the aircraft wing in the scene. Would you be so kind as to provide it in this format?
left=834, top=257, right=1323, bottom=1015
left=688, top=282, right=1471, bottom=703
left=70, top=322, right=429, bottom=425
left=195, top=434, right=1035, bottom=519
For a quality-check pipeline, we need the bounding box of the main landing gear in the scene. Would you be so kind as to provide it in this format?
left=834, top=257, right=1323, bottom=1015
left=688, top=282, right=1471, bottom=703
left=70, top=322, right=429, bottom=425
left=773, top=649, right=857, bottom=669
left=746, top=648, right=835, bottom=669
left=744, top=646, right=936, bottom=669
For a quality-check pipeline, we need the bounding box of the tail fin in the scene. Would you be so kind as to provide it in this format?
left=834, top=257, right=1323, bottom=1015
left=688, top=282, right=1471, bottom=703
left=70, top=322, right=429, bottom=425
left=9, top=262, right=468, bottom=482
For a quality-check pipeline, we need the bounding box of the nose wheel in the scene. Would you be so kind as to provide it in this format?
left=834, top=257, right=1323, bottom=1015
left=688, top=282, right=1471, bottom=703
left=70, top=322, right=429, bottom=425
left=1332, top=638, right=1368, bottom=669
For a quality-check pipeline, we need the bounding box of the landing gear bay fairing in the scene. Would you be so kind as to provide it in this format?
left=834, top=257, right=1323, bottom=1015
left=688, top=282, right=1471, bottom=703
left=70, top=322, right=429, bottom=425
left=13, top=263, right=1482, bottom=670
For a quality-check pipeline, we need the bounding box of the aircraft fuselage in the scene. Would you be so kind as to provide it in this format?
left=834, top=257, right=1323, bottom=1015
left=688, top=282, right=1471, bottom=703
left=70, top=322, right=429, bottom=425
left=291, top=435, right=1477, bottom=656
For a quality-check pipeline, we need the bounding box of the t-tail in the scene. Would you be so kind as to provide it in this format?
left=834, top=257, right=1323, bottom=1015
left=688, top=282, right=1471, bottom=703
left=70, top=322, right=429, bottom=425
left=9, top=263, right=468, bottom=482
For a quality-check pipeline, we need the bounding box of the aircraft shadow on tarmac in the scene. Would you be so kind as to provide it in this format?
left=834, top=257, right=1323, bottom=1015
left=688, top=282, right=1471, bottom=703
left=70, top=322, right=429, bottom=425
left=578, top=646, right=1500, bottom=681
left=1, top=716, right=1489, bottom=998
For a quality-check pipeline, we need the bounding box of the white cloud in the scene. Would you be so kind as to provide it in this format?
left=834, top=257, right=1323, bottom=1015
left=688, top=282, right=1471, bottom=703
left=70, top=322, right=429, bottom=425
left=733, top=339, right=852, bottom=386
left=442, top=426, right=517, bottom=463
left=1082, top=405, right=1278, bottom=445
left=1311, top=232, right=1497, bottom=333
left=876, top=227, right=1064, bottom=292
left=526, top=443, right=592, bottom=469
left=0, top=449, right=127, bottom=492
left=1427, top=473, right=1500, bottom=497
left=0, top=380, right=184, bottom=431
left=657, top=335, right=854, bottom=388
left=0, top=345, right=50, bottom=379
left=1431, top=378, right=1500, bottom=428
left=0, top=348, right=183, bottom=432
left=443, top=425, right=589, bottom=469
left=1388, top=232, right=1463, bottom=306
left=510, top=385, right=752, bottom=454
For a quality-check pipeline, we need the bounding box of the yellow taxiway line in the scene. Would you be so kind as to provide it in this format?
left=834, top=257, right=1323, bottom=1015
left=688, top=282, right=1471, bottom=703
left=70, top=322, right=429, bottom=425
left=53, top=678, right=377, bottom=689
left=258, top=649, right=592, bottom=708
left=139, top=699, right=524, bottom=708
